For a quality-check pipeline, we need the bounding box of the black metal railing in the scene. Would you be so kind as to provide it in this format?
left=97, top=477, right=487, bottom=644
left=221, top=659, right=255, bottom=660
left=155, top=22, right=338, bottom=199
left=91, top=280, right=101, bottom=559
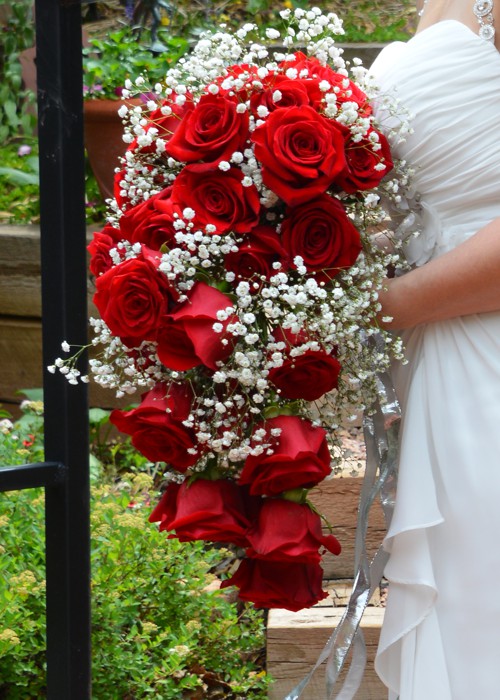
left=0, top=1, right=91, bottom=697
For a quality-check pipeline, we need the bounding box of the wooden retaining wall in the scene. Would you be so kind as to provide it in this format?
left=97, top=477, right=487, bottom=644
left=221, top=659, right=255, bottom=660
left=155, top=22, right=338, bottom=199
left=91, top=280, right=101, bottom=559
left=0, top=224, right=121, bottom=412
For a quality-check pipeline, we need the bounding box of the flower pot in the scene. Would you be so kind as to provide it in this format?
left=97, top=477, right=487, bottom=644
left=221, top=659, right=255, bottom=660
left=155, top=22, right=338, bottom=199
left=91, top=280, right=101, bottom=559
left=84, top=98, right=134, bottom=201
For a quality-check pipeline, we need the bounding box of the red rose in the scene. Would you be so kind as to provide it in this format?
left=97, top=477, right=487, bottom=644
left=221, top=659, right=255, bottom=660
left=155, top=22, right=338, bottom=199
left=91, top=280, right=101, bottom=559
left=113, top=168, right=131, bottom=210
left=239, top=415, right=331, bottom=496
left=172, top=164, right=261, bottom=234
left=114, top=166, right=169, bottom=211
left=251, top=105, right=347, bottom=206
left=220, top=558, right=328, bottom=611
left=224, top=226, right=289, bottom=285
left=250, top=76, right=322, bottom=115
left=281, top=195, right=362, bottom=282
left=93, top=256, right=175, bottom=347
left=284, top=53, right=372, bottom=115
left=118, top=187, right=177, bottom=250
left=157, top=281, right=235, bottom=371
left=246, top=498, right=341, bottom=563
left=149, top=479, right=260, bottom=547
left=335, top=129, right=394, bottom=194
left=126, top=98, right=190, bottom=155
left=216, top=64, right=272, bottom=101
left=110, top=382, right=200, bottom=470
left=87, top=224, right=123, bottom=276
left=268, top=327, right=341, bottom=401
left=166, top=94, right=249, bottom=165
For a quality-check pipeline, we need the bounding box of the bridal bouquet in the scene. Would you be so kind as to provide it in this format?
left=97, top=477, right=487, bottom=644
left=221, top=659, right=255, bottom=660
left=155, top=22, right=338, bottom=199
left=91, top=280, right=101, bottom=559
left=53, top=7, right=412, bottom=611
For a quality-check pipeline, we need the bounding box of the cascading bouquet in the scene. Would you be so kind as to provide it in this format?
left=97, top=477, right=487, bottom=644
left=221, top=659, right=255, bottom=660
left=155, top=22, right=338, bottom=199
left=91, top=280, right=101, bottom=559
left=52, top=7, right=413, bottom=612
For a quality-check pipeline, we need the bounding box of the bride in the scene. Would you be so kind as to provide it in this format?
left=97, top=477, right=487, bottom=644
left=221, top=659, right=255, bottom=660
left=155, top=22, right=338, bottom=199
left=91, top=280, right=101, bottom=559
left=370, top=1, right=500, bottom=698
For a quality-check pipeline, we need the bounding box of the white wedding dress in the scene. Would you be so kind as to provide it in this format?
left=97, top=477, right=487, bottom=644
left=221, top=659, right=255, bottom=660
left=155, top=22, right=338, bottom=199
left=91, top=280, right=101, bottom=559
left=370, top=17, right=500, bottom=700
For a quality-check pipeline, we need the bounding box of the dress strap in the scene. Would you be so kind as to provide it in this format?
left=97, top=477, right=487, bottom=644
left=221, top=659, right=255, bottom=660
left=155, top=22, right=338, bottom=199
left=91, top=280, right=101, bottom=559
left=473, top=0, right=495, bottom=42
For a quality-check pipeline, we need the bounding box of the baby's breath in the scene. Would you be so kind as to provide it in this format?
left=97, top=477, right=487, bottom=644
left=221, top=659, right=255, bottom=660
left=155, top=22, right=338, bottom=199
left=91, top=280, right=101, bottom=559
left=53, top=7, right=415, bottom=481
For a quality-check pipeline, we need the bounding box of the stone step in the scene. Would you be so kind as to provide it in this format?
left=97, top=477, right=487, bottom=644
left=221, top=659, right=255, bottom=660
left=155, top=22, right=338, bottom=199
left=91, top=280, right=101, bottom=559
left=267, top=589, right=386, bottom=700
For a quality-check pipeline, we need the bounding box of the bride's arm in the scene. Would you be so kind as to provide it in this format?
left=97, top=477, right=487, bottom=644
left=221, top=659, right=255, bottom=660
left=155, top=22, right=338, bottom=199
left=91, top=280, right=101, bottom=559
left=377, top=217, right=500, bottom=329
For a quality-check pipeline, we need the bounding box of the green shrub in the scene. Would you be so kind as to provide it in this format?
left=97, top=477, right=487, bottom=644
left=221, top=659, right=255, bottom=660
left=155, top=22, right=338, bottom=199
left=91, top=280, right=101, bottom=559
left=0, top=406, right=268, bottom=698
left=0, top=0, right=36, bottom=142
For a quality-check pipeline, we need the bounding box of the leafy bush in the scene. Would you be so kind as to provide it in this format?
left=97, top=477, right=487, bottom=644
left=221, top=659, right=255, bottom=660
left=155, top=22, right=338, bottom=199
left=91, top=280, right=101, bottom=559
left=0, top=142, right=107, bottom=226
left=0, top=0, right=36, bottom=142
left=0, top=406, right=268, bottom=698
left=83, top=26, right=189, bottom=99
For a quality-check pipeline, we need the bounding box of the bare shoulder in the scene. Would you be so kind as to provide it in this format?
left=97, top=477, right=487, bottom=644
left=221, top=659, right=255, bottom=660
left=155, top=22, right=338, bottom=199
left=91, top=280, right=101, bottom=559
left=416, top=0, right=500, bottom=49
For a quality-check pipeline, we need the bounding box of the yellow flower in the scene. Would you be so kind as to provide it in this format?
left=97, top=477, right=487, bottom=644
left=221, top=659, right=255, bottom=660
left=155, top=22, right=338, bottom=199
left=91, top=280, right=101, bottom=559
left=141, top=621, right=158, bottom=636
left=0, top=629, right=21, bottom=646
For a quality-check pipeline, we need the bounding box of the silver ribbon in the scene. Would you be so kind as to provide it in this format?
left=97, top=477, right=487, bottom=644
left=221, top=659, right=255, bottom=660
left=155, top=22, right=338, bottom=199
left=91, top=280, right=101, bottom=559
left=283, top=363, right=400, bottom=700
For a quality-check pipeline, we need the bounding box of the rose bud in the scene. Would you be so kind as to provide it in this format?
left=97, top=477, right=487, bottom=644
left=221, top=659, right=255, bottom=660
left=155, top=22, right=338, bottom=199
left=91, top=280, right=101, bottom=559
left=268, top=327, right=341, bottom=401
left=110, top=382, right=200, bottom=471
left=157, top=281, right=236, bottom=371
left=149, top=479, right=261, bottom=547
left=245, top=498, right=341, bottom=563
left=335, top=129, right=393, bottom=194
left=220, top=558, right=329, bottom=611
left=87, top=224, right=123, bottom=277
left=239, top=415, right=331, bottom=497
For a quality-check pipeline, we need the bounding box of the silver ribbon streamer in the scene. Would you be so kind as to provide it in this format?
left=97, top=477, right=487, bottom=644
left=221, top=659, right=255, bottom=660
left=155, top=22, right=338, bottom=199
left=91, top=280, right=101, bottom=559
left=283, top=363, right=400, bottom=700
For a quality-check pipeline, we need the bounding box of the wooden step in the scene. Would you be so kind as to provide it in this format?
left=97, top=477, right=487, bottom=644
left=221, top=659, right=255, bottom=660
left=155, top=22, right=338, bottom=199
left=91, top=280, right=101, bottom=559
left=308, top=473, right=386, bottom=580
left=267, top=592, right=386, bottom=700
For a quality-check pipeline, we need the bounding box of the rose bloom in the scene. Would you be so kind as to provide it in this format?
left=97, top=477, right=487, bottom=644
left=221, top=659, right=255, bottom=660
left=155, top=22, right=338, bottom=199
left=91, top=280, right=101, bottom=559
left=284, top=52, right=372, bottom=115
left=110, top=382, right=199, bottom=470
left=224, top=225, right=289, bottom=284
left=239, top=415, right=331, bottom=497
left=172, top=164, right=260, bottom=234
left=118, top=187, right=177, bottom=250
left=87, top=224, right=123, bottom=276
left=157, top=281, right=235, bottom=371
left=93, top=256, right=175, bottom=347
left=268, top=327, right=341, bottom=401
left=165, top=93, right=249, bottom=165
left=126, top=97, right=190, bottom=155
left=149, top=479, right=261, bottom=547
left=251, top=105, right=347, bottom=206
left=221, top=558, right=328, bottom=611
left=216, top=63, right=273, bottom=101
left=336, top=129, right=394, bottom=194
left=113, top=165, right=169, bottom=212
left=246, top=498, right=341, bottom=563
left=249, top=76, right=322, bottom=115
left=281, top=194, right=362, bottom=283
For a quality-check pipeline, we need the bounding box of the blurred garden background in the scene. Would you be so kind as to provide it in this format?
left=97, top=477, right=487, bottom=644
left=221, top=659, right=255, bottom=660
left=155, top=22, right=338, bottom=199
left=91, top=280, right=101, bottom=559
left=0, top=1, right=414, bottom=697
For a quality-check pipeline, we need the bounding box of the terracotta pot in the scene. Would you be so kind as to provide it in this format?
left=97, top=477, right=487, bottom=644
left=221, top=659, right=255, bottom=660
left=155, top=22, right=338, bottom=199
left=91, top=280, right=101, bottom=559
left=84, top=98, right=139, bottom=201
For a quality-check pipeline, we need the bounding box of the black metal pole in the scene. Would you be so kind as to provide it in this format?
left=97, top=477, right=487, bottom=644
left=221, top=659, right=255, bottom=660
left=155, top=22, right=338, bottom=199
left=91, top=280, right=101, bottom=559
left=35, top=0, right=91, bottom=697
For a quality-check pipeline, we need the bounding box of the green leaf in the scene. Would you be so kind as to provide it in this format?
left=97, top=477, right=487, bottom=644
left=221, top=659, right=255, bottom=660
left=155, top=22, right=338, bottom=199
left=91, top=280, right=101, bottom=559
left=0, top=167, right=39, bottom=186
left=4, top=101, right=20, bottom=128
left=16, top=388, right=44, bottom=402
left=88, top=408, right=111, bottom=427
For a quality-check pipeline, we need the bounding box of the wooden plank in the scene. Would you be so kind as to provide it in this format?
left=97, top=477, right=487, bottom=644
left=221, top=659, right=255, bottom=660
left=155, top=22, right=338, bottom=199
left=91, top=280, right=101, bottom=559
left=0, top=316, right=128, bottom=411
left=0, top=225, right=99, bottom=317
left=267, top=606, right=386, bottom=700
left=309, top=477, right=387, bottom=579
left=0, top=226, right=42, bottom=317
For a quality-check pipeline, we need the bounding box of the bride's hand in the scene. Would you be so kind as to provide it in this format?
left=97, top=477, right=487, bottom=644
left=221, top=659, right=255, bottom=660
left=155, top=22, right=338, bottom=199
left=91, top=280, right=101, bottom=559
left=377, top=215, right=500, bottom=329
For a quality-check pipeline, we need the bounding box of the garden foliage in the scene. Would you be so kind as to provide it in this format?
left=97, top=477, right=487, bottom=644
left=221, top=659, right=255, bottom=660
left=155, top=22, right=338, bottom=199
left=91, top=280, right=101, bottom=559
left=0, top=405, right=268, bottom=699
